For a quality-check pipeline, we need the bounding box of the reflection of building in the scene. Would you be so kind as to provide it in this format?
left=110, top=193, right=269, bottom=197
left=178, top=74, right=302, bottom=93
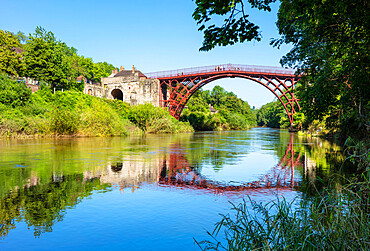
left=83, top=65, right=160, bottom=106
left=83, top=156, right=164, bottom=192
left=80, top=138, right=309, bottom=194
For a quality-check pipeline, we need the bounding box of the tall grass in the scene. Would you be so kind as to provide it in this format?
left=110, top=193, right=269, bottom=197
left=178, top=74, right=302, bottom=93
left=128, top=103, right=193, bottom=134
left=196, top=181, right=370, bottom=250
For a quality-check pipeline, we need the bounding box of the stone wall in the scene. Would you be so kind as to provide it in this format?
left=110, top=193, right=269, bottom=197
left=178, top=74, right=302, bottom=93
left=104, top=79, right=160, bottom=106
left=83, top=84, right=104, bottom=98
left=84, top=77, right=160, bottom=107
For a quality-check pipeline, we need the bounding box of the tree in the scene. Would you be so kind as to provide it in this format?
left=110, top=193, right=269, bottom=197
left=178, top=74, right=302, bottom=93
left=193, top=0, right=276, bottom=51
left=13, top=31, right=28, bottom=44
left=0, top=29, right=25, bottom=76
left=24, top=27, right=71, bottom=88
left=186, top=91, right=209, bottom=113
left=94, top=61, right=116, bottom=81
left=193, top=0, right=369, bottom=139
left=256, top=100, right=288, bottom=128
left=274, top=0, right=369, bottom=138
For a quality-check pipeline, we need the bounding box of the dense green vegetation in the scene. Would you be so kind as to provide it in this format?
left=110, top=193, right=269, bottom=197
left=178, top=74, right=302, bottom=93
left=275, top=0, right=369, bottom=140
left=193, top=0, right=369, bottom=249
left=180, top=85, right=257, bottom=130
left=0, top=27, right=116, bottom=90
left=0, top=74, right=192, bottom=136
left=255, top=100, right=305, bottom=130
left=197, top=181, right=370, bottom=250
left=193, top=0, right=369, bottom=141
left=255, top=100, right=288, bottom=128
left=1, top=26, right=260, bottom=135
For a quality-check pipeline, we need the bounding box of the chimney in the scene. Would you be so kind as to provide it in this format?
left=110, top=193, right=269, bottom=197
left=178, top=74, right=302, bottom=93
left=132, top=65, right=135, bottom=73
left=112, top=69, right=118, bottom=75
left=120, top=66, right=125, bottom=72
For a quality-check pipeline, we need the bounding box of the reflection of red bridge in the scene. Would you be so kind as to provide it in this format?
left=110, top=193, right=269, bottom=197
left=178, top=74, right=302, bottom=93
left=158, top=134, right=302, bottom=193
left=146, top=64, right=300, bottom=125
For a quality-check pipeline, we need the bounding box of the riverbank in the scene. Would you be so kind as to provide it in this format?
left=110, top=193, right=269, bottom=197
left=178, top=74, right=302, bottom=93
left=0, top=75, right=193, bottom=137
left=197, top=179, right=370, bottom=250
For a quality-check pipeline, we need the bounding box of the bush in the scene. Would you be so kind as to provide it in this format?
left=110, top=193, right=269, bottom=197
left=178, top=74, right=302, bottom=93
left=181, top=111, right=220, bottom=131
left=80, top=99, right=127, bottom=136
left=50, top=107, right=79, bottom=135
left=0, top=74, right=31, bottom=107
left=129, top=103, right=193, bottom=133
left=0, top=77, right=192, bottom=136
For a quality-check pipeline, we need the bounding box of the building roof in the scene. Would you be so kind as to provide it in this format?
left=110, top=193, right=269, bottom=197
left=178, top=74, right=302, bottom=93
left=114, top=70, right=146, bottom=78
left=76, top=75, right=86, bottom=81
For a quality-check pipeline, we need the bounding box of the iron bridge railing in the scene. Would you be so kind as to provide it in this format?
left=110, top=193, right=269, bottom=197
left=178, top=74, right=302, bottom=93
left=145, top=63, right=296, bottom=79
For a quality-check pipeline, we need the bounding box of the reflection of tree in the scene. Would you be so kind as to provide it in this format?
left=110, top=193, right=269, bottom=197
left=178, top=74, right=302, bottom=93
left=185, top=131, right=253, bottom=171
left=0, top=130, right=351, bottom=238
left=0, top=174, right=111, bottom=238
left=159, top=137, right=304, bottom=192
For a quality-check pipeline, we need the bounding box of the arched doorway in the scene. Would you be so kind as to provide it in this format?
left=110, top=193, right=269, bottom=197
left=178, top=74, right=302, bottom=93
left=111, top=89, right=123, bottom=101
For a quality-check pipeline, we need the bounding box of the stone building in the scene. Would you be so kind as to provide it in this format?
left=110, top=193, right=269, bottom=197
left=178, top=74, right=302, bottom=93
left=83, top=65, right=160, bottom=107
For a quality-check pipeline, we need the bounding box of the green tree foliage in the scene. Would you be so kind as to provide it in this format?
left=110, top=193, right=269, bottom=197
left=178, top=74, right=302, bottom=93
left=0, top=73, right=31, bottom=107
left=192, top=0, right=369, bottom=139
left=69, top=56, right=116, bottom=84
left=13, top=31, right=28, bottom=44
left=181, top=85, right=256, bottom=130
left=274, top=0, right=369, bottom=139
left=186, top=91, right=209, bottom=113
left=193, top=0, right=276, bottom=51
left=0, top=30, right=25, bottom=76
left=93, top=61, right=116, bottom=82
left=24, top=27, right=72, bottom=88
left=0, top=26, right=117, bottom=90
left=256, top=100, right=290, bottom=128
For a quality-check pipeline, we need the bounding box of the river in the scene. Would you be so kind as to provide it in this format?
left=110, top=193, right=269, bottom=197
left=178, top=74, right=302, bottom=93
left=0, top=128, right=349, bottom=250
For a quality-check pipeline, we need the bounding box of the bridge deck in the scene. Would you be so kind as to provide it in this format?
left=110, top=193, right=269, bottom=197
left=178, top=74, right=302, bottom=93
left=145, top=63, right=296, bottom=79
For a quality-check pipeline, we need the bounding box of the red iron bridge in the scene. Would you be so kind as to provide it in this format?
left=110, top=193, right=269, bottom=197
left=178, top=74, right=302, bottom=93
left=145, top=64, right=300, bottom=126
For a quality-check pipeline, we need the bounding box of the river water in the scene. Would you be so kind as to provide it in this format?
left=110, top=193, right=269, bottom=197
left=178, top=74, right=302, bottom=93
left=0, top=128, right=348, bottom=250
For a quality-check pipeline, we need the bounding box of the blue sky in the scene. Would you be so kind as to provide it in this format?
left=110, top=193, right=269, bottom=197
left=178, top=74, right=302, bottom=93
left=0, top=0, right=292, bottom=108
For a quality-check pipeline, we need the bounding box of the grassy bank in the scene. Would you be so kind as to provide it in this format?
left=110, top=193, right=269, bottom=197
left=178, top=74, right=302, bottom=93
left=197, top=179, right=370, bottom=250
left=197, top=141, right=370, bottom=251
left=0, top=74, right=193, bottom=137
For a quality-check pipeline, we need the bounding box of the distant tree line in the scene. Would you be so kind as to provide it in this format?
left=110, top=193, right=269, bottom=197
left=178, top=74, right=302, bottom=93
left=181, top=85, right=257, bottom=130
left=0, top=27, right=116, bottom=90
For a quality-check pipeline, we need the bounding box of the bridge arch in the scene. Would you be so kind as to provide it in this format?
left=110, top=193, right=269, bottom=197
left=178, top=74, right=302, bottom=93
left=146, top=64, right=300, bottom=126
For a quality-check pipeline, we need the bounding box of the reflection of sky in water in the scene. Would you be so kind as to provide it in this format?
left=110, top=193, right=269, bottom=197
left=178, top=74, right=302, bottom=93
left=6, top=184, right=300, bottom=251
left=201, top=151, right=276, bottom=185
left=0, top=128, right=341, bottom=250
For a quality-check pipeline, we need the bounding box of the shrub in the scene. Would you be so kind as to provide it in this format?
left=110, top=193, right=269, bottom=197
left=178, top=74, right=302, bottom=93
left=181, top=111, right=219, bottom=131
left=80, top=99, right=127, bottom=136
left=0, top=74, right=31, bottom=107
left=50, top=107, right=79, bottom=135
left=129, top=103, right=193, bottom=133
